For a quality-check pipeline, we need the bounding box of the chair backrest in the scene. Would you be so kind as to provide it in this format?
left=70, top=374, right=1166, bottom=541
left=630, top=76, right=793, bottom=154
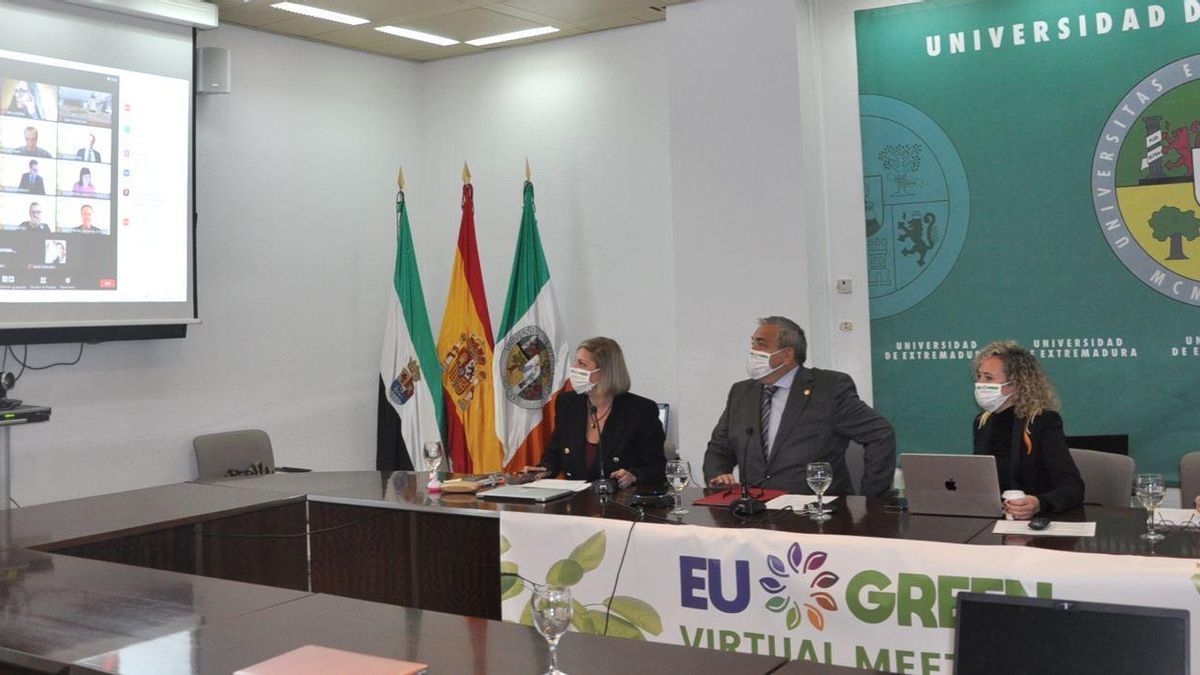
left=193, top=429, right=275, bottom=481
left=1180, top=451, right=1200, bottom=506
left=845, top=441, right=865, bottom=496
left=1069, top=447, right=1135, bottom=507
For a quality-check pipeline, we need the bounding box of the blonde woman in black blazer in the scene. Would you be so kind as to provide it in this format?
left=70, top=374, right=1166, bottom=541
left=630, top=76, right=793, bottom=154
left=527, top=337, right=666, bottom=487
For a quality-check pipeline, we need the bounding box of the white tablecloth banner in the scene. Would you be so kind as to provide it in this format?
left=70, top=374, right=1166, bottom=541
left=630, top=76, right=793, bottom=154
left=500, top=511, right=1200, bottom=673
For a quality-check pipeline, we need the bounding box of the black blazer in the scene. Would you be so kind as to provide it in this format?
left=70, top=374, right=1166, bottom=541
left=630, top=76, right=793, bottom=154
left=538, top=391, right=666, bottom=485
left=973, top=409, right=1084, bottom=513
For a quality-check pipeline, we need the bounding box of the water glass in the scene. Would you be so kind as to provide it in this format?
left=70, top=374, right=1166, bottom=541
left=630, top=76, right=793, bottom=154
left=806, top=462, right=833, bottom=522
left=666, top=459, right=691, bottom=516
left=1135, top=473, right=1165, bottom=542
left=532, top=584, right=572, bottom=675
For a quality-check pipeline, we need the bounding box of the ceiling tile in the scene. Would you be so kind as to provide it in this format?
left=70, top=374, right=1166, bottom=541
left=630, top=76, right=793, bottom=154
left=570, top=14, right=643, bottom=33
left=259, top=15, right=347, bottom=36
left=218, top=3, right=286, bottom=27
left=405, top=7, right=541, bottom=41
left=217, top=0, right=692, bottom=62
left=499, top=0, right=663, bottom=24
left=315, top=26, right=395, bottom=47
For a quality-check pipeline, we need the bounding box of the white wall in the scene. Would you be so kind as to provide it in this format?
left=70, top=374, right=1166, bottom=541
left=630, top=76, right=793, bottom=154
left=10, top=26, right=422, bottom=505
left=8, top=0, right=914, bottom=505
left=411, top=22, right=676, bottom=419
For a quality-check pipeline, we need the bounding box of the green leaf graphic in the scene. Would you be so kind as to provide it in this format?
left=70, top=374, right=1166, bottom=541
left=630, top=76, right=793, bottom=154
left=545, top=558, right=585, bottom=586
left=598, top=613, right=645, bottom=640
left=765, top=596, right=789, bottom=613
left=519, top=598, right=534, bottom=626
left=500, top=536, right=511, bottom=554
left=571, top=600, right=597, bottom=634
left=500, top=561, right=523, bottom=600
left=605, top=596, right=662, bottom=635
left=568, top=531, right=607, bottom=572
left=1191, top=571, right=1200, bottom=596
left=785, top=601, right=802, bottom=630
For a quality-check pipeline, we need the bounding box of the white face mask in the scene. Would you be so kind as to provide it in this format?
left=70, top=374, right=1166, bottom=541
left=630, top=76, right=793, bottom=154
left=745, top=349, right=784, bottom=380
left=569, top=366, right=597, bottom=394
left=974, top=382, right=1011, bottom=413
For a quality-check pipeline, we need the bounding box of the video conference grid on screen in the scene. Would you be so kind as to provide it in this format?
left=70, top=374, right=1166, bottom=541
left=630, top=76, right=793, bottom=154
left=0, top=57, right=116, bottom=291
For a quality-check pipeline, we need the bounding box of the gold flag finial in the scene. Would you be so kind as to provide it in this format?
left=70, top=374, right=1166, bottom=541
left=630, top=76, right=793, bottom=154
left=462, top=162, right=471, bottom=184
left=525, top=158, right=531, bottom=181
left=397, top=166, right=405, bottom=191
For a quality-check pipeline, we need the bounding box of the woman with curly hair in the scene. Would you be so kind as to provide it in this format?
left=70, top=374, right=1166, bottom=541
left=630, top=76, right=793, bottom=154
left=972, top=341, right=1084, bottom=519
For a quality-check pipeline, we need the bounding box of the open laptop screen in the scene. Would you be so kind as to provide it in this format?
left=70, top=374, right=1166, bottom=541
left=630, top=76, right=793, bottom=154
left=954, top=592, right=1189, bottom=675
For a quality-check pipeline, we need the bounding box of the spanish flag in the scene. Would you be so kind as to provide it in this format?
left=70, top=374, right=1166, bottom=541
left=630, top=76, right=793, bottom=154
left=437, top=170, right=503, bottom=473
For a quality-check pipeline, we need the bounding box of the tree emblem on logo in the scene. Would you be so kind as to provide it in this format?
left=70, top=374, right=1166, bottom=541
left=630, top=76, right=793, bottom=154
left=879, top=143, right=923, bottom=197
left=759, top=542, right=839, bottom=631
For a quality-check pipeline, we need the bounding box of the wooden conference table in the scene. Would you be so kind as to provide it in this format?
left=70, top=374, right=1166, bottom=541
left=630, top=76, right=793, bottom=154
left=0, top=470, right=1192, bottom=674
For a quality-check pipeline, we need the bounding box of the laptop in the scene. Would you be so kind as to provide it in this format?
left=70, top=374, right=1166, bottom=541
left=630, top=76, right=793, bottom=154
left=954, top=592, right=1189, bottom=675
left=900, top=453, right=1002, bottom=518
left=477, top=485, right=575, bottom=503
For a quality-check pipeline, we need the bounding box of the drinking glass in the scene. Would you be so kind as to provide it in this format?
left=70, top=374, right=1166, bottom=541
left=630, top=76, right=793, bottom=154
left=422, top=441, right=444, bottom=475
left=1135, top=473, right=1166, bottom=542
left=666, top=459, right=691, bottom=516
left=532, top=584, right=572, bottom=675
left=806, top=462, right=833, bottom=522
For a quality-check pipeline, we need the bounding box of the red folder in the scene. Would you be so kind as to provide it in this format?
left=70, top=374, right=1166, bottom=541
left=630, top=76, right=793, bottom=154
left=693, top=486, right=788, bottom=506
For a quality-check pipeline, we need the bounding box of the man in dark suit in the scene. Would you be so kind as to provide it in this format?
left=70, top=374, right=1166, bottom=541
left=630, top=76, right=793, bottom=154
left=703, top=316, right=896, bottom=497
left=17, top=160, right=45, bottom=194
left=76, top=134, right=102, bottom=163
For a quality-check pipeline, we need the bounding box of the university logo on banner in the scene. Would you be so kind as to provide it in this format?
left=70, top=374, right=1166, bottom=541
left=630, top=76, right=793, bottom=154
left=499, top=325, right=556, bottom=410
left=1094, top=52, right=1200, bottom=307
left=860, top=95, right=970, bottom=319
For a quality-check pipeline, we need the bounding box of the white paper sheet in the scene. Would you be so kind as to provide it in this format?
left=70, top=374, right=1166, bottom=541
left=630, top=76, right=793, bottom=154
left=525, top=479, right=592, bottom=493
left=764, top=494, right=841, bottom=510
left=991, top=520, right=1096, bottom=537
left=1154, top=508, right=1200, bottom=527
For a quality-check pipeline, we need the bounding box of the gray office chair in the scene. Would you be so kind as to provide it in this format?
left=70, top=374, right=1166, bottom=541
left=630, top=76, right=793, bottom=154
left=1069, top=447, right=1134, bottom=507
left=1179, top=451, right=1200, bottom=507
left=193, top=429, right=309, bottom=481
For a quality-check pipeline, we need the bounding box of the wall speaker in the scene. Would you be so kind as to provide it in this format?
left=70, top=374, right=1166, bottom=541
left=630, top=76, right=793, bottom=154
left=196, top=46, right=231, bottom=95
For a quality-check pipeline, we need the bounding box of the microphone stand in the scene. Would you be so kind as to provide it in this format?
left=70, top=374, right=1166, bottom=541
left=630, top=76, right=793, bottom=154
left=590, top=403, right=615, bottom=501
left=731, top=426, right=766, bottom=516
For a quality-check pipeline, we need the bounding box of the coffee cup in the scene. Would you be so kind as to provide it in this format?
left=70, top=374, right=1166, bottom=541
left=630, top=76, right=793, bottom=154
left=1001, top=490, right=1026, bottom=519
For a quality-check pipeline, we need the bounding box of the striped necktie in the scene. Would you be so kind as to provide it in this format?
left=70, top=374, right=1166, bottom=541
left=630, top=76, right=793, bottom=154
left=761, top=385, right=778, bottom=459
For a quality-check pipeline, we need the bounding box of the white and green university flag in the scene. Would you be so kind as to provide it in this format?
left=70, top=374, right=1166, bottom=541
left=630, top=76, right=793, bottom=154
left=493, top=180, right=569, bottom=469
left=381, top=189, right=444, bottom=469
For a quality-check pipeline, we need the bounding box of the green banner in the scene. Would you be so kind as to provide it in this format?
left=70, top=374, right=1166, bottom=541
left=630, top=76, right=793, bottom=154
left=857, top=0, right=1200, bottom=479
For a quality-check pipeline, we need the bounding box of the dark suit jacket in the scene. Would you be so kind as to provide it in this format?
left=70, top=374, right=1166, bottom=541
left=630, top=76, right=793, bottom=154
left=18, top=173, right=45, bottom=194
left=703, top=367, right=896, bottom=497
left=972, top=409, right=1084, bottom=514
left=76, top=148, right=102, bottom=162
left=538, top=391, right=666, bottom=485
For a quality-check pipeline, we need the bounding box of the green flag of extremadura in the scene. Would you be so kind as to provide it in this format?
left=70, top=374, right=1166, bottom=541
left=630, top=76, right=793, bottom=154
left=380, top=190, right=444, bottom=465
left=857, top=0, right=1200, bottom=478
left=492, top=180, right=568, bottom=467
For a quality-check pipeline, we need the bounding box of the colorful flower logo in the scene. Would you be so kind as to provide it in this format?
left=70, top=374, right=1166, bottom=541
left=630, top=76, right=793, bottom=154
left=759, top=542, right=839, bottom=630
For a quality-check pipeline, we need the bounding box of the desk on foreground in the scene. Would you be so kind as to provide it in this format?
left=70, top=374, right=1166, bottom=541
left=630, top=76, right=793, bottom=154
left=70, top=593, right=821, bottom=675
left=0, top=471, right=1193, bottom=674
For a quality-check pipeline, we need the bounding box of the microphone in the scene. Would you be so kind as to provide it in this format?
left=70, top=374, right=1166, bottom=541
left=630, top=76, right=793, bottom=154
left=731, top=426, right=766, bottom=516
left=590, top=403, right=615, bottom=500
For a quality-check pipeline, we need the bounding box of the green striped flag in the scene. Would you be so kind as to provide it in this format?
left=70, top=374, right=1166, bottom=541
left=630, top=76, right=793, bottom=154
left=380, top=186, right=444, bottom=468
left=492, top=178, right=568, bottom=469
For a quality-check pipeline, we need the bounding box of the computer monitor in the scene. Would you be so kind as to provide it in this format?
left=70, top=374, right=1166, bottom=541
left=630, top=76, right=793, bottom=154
left=954, top=592, right=1189, bottom=675
left=657, top=402, right=669, bottom=433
